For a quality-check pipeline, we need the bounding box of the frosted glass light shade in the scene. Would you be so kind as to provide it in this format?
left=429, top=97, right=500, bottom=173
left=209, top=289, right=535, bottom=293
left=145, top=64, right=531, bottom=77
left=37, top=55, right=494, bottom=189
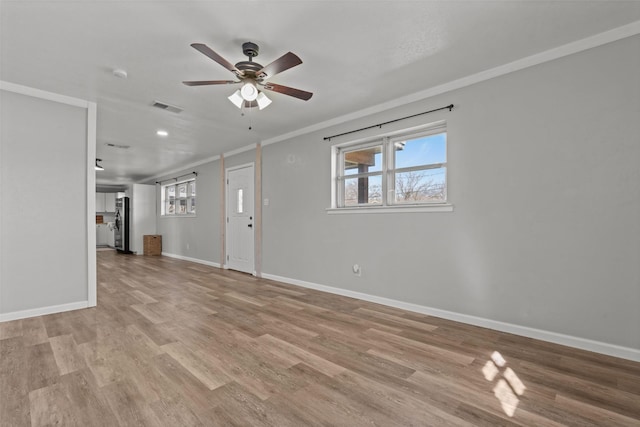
left=228, top=90, right=244, bottom=108
left=240, top=82, right=259, bottom=101
left=256, top=92, right=272, bottom=110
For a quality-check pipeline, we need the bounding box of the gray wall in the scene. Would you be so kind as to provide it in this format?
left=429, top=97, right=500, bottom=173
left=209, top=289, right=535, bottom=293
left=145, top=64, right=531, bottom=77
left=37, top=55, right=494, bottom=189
left=154, top=148, right=257, bottom=263
left=1, top=89, right=89, bottom=313
left=261, top=35, right=640, bottom=350
left=155, top=159, right=222, bottom=263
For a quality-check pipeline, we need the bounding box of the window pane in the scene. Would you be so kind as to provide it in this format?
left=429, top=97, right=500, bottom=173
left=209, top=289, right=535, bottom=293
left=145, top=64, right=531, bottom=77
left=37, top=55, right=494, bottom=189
left=395, top=167, right=446, bottom=203
left=167, top=185, right=175, bottom=200
left=344, top=146, right=382, bottom=176
left=189, top=181, right=196, bottom=196
left=395, top=132, right=446, bottom=169
left=189, top=197, right=196, bottom=214
left=344, top=175, right=382, bottom=206
left=178, top=183, right=187, bottom=198
left=237, top=189, right=244, bottom=213
left=167, top=200, right=175, bottom=214
left=178, top=199, right=187, bottom=214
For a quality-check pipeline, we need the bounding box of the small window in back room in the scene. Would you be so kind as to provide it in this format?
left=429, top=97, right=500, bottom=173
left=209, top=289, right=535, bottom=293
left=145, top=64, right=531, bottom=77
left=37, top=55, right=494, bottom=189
left=161, top=177, right=197, bottom=216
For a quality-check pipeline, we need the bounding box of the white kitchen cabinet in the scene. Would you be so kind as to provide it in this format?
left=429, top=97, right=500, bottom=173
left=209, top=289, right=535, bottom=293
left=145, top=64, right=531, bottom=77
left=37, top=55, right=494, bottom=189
left=105, top=193, right=116, bottom=212
left=96, top=224, right=108, bottom=245
left=95, top=193, right=106, bottom=212
left=96, top=192, right=117, bottom=213
left=96, top=223, right=115, bottom=247
left=106, top=225, right=115, bottom=247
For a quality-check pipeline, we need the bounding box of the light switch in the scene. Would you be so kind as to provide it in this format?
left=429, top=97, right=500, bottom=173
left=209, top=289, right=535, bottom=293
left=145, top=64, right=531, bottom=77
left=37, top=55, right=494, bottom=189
left=263, top=198, right=270, bottom=206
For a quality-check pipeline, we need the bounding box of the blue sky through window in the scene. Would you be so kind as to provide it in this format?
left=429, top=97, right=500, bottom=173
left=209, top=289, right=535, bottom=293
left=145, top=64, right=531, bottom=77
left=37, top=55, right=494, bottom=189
left=395, top=133, right=446, bottom=169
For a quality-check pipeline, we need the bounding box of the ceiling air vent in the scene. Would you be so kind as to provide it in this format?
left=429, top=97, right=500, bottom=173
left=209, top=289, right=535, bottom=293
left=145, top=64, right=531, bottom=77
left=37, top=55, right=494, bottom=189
left=151, top=100, right=183, bottom=114
left=105, top=143, right=130, bottom=149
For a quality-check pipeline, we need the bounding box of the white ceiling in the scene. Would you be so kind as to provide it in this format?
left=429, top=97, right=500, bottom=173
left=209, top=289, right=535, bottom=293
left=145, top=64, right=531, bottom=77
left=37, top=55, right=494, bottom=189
left=2, top=1, right=640, bottom=186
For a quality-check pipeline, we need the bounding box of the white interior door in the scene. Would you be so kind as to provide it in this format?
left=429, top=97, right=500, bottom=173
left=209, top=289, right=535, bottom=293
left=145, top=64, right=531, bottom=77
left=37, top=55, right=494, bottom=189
left=226, top=164, right=255, bottom=274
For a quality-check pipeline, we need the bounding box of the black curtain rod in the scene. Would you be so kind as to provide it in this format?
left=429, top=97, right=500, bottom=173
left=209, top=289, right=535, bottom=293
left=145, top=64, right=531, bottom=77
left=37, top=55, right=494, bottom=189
left=155, top=171, right=198, bottom=185
left=323, top=104, right=454, bottom=141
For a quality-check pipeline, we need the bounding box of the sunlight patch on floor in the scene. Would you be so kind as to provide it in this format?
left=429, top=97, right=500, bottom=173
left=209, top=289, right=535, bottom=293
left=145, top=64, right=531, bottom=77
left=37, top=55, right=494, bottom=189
left=483, top=351, right=527, bottom=417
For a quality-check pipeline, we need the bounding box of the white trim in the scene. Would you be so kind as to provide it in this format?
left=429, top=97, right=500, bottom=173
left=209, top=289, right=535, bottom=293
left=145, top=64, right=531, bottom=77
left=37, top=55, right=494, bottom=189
left=87, top=102, right=98, bottom=307
left=261, top=273, right=640, bottom=362
left=225, top=162, right=256, bottom=173
left=327, top=204, right=453, bottom=214
left=0, top=81, right=91, bottom=108
left=262, top=21, right=640, bottom=147
left=141, top=154, right=220, bottom=184
left=0, top=301, right=89, bottom=323
left=224, top=143, right=257, bottom=158
left=138, top=144, right=258, bottom=184
left=161, top=252, right=221, bottom=268
left=142, top=143, right=258, bottom=185
left=141, top=22, right=640, bottom=183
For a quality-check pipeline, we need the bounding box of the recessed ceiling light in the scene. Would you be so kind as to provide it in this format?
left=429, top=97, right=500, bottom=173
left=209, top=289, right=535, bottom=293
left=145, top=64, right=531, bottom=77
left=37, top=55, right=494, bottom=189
left=156, top=130, right=169, bottom=137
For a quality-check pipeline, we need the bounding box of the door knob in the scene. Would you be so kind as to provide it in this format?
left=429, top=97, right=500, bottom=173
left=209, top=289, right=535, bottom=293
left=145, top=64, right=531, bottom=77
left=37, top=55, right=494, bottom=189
left=248, top=224, right=253, bottom=228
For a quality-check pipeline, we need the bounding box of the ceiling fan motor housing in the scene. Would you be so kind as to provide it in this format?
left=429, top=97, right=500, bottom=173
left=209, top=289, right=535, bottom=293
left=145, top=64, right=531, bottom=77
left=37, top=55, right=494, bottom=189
left=242, top=42, right=259, bottom=59
left=235, top=42, right=263, bottom=78
left=235, top=61, right=263, bottom=75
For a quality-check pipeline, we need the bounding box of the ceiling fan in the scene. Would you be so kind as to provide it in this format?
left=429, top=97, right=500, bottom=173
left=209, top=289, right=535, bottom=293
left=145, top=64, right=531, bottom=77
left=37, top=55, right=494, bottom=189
left=183, top=42, right=313, bottom=110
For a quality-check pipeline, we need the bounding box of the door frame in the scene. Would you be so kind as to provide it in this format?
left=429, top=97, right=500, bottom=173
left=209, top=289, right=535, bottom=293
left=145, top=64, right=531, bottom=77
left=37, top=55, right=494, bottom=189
left=224, top=162, right=255, bottom=274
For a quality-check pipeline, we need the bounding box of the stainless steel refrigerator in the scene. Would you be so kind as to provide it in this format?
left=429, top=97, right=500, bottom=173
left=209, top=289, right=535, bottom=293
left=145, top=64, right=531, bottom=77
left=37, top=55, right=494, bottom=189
left=114, top=197, right=132, bottom=254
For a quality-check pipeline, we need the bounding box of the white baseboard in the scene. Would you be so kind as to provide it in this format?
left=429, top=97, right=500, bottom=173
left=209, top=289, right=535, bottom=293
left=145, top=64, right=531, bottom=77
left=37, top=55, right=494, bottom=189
left=262, top=273, right=640, bottom=362
left=0, top=301, right=89, bottom=323
left=161, top=252, right=221, bottom=268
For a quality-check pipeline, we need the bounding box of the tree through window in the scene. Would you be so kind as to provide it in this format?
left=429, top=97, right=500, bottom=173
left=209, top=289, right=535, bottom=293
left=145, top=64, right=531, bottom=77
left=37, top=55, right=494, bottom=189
left=333, top=122, right=447, bottom=208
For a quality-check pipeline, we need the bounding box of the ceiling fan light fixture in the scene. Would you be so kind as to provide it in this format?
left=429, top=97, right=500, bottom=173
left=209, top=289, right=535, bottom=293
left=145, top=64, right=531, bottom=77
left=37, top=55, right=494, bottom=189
left=228, top=90, right=244, bottom=108
left=240, top=81, right=259, bottom=101
left=95, top=159, right=104, bottom=171
left=256, top=92, right=272, bottom=110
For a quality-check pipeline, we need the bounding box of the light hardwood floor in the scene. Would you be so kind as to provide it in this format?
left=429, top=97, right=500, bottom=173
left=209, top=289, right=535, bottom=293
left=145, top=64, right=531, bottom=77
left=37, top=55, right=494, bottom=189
left=1, top=250, right=639, bottom=426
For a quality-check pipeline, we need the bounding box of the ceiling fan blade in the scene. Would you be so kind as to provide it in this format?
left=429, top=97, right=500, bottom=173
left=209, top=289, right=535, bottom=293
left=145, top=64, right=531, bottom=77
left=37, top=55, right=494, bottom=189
left=182, top=80, right=239, bottom=86
left=262, top=83, right=313, bottom=101
left=256, top=52, right=302, bottom=79
left=191, top=43, right=242, bottom=76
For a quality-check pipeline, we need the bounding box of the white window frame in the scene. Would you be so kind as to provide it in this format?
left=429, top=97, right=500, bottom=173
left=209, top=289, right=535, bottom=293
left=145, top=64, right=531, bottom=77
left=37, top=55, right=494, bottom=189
left=161, top=178, right=197, bottom=217
left=329, top=121, right=453, bottom=214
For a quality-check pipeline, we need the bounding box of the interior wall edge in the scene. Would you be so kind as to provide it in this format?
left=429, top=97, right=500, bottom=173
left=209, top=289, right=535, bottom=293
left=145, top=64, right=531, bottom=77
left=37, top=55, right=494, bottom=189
left=261, top=272, right=640, bottom=363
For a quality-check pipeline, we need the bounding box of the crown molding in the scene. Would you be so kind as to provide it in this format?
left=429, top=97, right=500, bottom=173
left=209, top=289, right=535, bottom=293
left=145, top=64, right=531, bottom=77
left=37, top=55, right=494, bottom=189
left=262, top=20, right=640, bottom=147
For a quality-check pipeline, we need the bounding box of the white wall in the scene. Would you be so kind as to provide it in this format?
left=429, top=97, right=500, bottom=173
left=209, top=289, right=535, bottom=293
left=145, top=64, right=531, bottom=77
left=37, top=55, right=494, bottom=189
left=260, top=35, right=640, bottom=354
left=0, top=84, right=95, bottom=318
left=130, top=184, right=157, bottom=254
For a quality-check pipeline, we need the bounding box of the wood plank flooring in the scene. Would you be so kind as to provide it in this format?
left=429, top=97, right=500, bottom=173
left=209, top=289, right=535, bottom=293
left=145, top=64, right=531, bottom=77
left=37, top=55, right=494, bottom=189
left=1, top=250, right=639, bottom=426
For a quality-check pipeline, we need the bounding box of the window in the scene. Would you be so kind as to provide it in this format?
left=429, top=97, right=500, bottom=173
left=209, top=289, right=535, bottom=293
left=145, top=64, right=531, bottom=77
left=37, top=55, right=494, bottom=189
left=331, top=121, right=450, bottom=211
left=161, top=178, right=196, bottom=216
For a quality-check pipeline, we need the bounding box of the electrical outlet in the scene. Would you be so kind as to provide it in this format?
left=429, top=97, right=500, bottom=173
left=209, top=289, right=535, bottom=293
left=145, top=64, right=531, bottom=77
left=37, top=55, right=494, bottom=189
left=352, top=264, right=361, bottom=276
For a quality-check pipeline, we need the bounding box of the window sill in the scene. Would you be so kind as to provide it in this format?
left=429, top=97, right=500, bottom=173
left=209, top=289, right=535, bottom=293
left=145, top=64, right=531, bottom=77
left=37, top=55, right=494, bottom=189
left=326, top=204, right=453, bottom=215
